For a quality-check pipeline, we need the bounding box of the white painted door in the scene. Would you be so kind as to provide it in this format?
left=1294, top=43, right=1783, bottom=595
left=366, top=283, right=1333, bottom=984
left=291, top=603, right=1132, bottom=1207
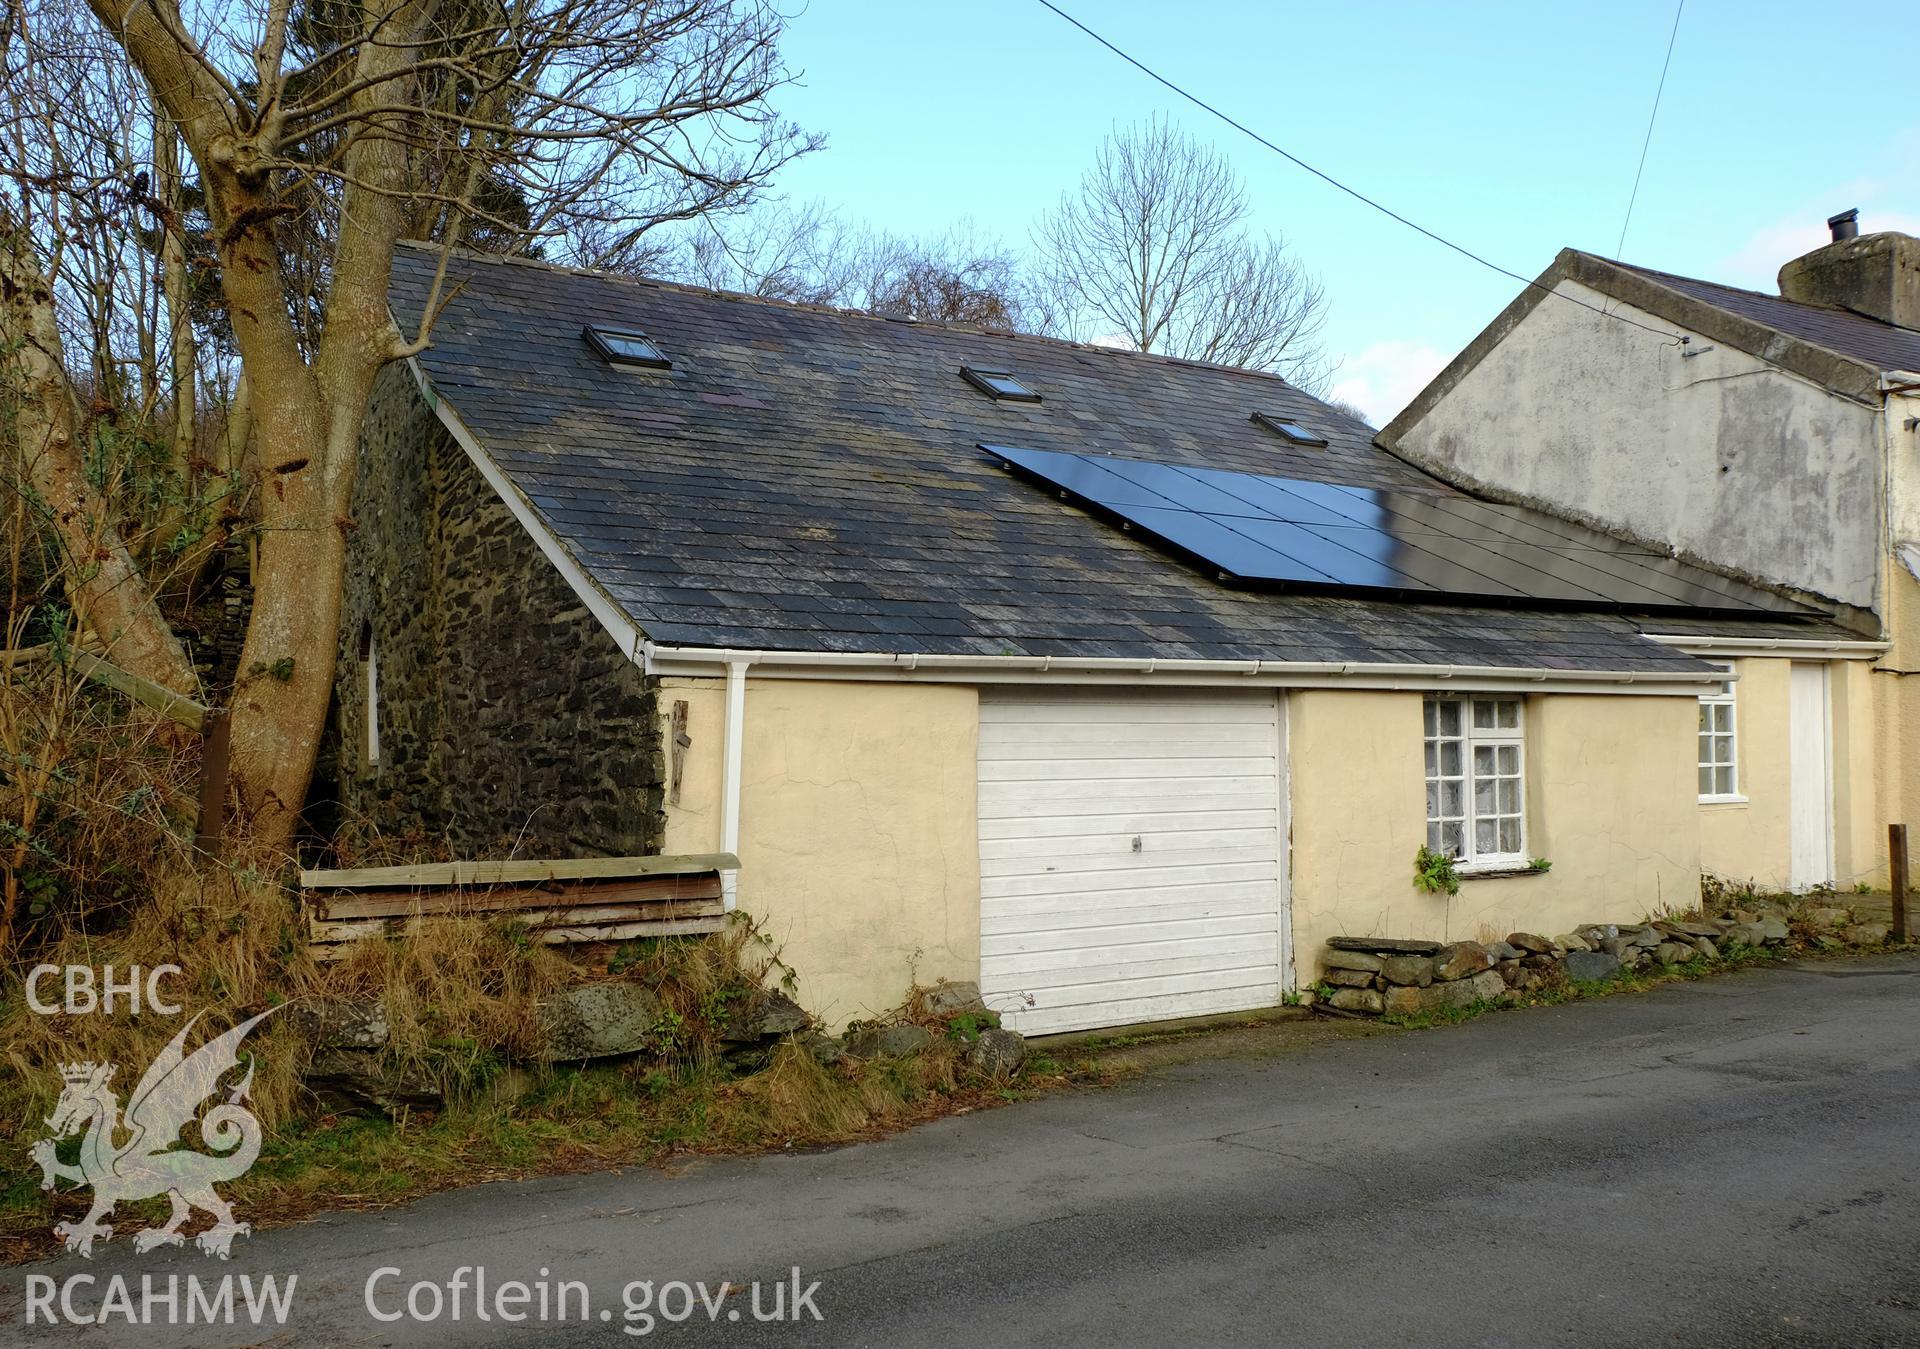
left=976, top=689, right=1287, bottom=1036
left=1788, top=662, right=1834, bottom=891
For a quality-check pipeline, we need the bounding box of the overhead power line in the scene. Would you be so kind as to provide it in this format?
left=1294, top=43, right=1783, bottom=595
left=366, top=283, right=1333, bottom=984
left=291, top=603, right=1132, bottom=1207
left=1615, top=0, right=1687, bottom=259
left=1034, top=0, right=1684, bottom=345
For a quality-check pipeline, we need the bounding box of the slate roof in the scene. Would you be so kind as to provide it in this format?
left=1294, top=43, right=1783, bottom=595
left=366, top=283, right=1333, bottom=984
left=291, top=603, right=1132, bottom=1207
left=1614, top=260, right=1920, bottom=376
left=387, top=244, right=1840, bottom=673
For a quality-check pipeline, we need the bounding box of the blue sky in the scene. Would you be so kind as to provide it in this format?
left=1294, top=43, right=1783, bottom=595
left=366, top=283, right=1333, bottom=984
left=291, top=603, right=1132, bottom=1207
left=763, top=0, right=1920, bottom=424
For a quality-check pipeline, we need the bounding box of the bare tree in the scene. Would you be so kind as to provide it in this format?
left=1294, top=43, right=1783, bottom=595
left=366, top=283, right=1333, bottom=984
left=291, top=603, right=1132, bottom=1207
left=663, top=206, right=1028, bottom=328
left=673, top=200, right=861, bottom=303
left=1, top=0, right=209, bottom=687
left=3, top=215, right=201, bottom=696
left=1035, top=118, right=1330, bottom=388
left=1324, top=398, right=1374, bottom=428
left=858, top=226, right=1026, bottom=328
left=3, top=0, right=814, bottom=854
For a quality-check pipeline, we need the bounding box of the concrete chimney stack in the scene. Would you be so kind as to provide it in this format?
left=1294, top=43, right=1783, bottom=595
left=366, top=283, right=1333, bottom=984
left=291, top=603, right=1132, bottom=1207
left=1779, top=211, right=1920, bottom=330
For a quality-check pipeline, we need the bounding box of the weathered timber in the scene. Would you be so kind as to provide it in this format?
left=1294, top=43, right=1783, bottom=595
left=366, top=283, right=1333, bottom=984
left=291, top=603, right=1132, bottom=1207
left=301, top=854, right=734, bottom=954
left=299, top=852, right=739, bottom=890
left=313, top=874, right=721, bottom=921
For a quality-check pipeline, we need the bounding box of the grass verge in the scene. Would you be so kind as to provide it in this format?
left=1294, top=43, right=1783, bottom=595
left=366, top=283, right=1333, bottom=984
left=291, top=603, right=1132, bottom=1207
left=3, top=1034, right=1125, bottom=1264
left=0, top=868, right=1128, bottom=1263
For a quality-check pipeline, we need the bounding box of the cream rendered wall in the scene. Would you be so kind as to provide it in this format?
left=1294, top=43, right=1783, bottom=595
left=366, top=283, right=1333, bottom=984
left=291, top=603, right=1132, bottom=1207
left=1698, top=659, right=1793, bottom=888
left=1686, top=656, right=1881, bottom=892
left=1390, top=278, right=1882, bottom=610
left=1289, top=689, right=1698, bottom=961
left=1875, top=567, right=1920, bottom=867
left=655, top=665, right=1866, bottom=1032
left=660, top=676, right=981, bottom=1026
left=1832, top=656, right=1884, bottom=888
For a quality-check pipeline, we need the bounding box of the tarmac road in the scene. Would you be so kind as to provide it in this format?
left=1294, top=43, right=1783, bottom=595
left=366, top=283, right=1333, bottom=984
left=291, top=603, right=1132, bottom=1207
left=8, top=952, right=1919, bottom=1347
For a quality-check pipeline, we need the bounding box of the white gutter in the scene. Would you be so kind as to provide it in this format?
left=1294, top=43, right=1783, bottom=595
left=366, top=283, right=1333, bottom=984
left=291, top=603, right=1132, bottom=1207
left=643, top=642, right=1727, bottom=695
left=1642, top=633, right=1889, bottom=661
left=718, top=659, right=749, bottom=911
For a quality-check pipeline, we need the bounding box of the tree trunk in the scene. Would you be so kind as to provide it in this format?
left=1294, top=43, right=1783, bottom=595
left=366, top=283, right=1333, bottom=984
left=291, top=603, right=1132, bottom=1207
left=218, top=373, right=252, bottom=479
left=225, top=488, right=345, bottom=846
left=207, top=187, right=335, bottom=853
left=217, top=0, right=427, bottom=856
left=1, top=220, right=200, bottom=696
left=155, top=103, right=199, bottom=505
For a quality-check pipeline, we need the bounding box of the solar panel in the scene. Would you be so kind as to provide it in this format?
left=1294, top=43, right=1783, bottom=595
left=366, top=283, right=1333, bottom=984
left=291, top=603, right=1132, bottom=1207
left=983, top=444, right=1814, bottom=616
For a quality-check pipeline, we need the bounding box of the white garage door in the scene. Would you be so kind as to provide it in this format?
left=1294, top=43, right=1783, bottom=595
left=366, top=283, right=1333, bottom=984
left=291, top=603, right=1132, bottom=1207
left=977, top=689, right=1287, bottom=1035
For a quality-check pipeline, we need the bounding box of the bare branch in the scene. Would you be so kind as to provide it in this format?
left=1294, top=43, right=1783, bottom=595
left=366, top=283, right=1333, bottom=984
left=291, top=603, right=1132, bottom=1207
left=1035, top=117, right=1331, bottom=388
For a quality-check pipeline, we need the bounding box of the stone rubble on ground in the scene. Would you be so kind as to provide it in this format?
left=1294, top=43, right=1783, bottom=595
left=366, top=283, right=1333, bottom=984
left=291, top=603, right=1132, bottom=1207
left=1316, top=897, right=1894, bottom=1018
left=305, top=970, right=1034, bottom=1119
left=920, top=979, right=989, bottom=1018
left=964, top=1026, right=1029, bottom=1078
left=536, top=981, right=665, bottom=1061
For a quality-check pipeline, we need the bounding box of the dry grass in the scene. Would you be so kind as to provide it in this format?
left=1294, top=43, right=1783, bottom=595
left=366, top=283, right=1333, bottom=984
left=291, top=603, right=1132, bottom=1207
left=2, top=865, right=315, bottom=1130
left=320, top=917, right=572, bottom=1087
left=0, top=871, right=1072, bottom=1261
left=2, top=995, right=1085, bottom=1263
left=0, top=645, right=203, bottom=955
left=2, top=432, right=1065, bottom=1261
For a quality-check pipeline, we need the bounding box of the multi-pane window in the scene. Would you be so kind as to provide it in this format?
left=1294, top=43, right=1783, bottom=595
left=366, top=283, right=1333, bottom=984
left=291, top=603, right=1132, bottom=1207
left=1424, top=696, right=1525, bottom=865
left=1697, top=663, right=1738, bottom=799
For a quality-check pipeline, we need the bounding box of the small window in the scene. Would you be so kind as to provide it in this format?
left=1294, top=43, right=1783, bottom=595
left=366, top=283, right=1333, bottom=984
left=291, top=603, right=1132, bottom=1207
left=1424, top=695, right=1525, bottom=867
left=1698, top=662, right=1738, bottom=800
left=1252, top=412, right=1328, bottom=446
left=961, top=367, right=1040, bottom=402
left=584, top=325, right=670, bottom=369
left=359, top=621, right=380, bottom=770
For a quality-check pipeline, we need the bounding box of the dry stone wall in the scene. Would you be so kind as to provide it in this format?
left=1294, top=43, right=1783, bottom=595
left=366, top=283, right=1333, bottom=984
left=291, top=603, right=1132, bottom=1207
left=1313, top=897, right=1891, bottom=1017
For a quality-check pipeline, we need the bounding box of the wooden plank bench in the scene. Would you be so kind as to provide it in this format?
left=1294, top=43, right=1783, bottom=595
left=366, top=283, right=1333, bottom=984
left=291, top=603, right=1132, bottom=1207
left=299, top=853, right=738, bottom=959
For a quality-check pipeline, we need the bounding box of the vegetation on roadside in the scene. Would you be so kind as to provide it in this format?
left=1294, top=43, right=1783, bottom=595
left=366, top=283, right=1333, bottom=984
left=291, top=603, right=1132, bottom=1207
left=3, top=1027, right=1105, bottom=1262
left=0, top=860, right=1112, bottom=1259
left=0, top=603, right=1099, bottom=1258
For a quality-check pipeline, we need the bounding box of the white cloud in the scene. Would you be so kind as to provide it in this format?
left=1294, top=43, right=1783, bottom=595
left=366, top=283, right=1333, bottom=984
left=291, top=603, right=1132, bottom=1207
left=1327, top=339, right=1450, bottom=428
left=1715, top=209, right=1920, bottom=291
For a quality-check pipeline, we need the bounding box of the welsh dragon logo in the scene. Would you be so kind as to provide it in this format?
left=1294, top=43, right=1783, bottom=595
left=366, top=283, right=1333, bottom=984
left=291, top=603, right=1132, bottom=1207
left=30, top=1008, right=277, bottom=1259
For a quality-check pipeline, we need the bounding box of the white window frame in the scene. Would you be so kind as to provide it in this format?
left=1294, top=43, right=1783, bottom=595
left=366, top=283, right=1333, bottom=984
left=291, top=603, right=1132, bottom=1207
left=1697, top=661, right=1741, bottom=802
left=1424, top=695, right=1528, bottom=870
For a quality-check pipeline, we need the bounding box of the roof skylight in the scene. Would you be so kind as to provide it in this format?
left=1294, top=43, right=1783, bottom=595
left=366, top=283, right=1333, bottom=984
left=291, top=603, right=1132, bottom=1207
left=961, top=366, right=1040, bottom=402
left=584, top=325, right=671, bottom=369
left=1252, top=412, right=1327, bottom=446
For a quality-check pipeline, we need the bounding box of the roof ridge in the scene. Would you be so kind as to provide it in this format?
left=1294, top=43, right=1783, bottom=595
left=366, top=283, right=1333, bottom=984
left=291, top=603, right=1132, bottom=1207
left=1594, top=252, right=1920, bottom=336
left=394, top=239, right=1316, bottom=391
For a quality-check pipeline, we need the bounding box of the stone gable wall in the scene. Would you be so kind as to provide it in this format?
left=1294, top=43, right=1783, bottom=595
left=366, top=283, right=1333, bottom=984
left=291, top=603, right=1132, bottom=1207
left=336, top=366, right=663, bottom=856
